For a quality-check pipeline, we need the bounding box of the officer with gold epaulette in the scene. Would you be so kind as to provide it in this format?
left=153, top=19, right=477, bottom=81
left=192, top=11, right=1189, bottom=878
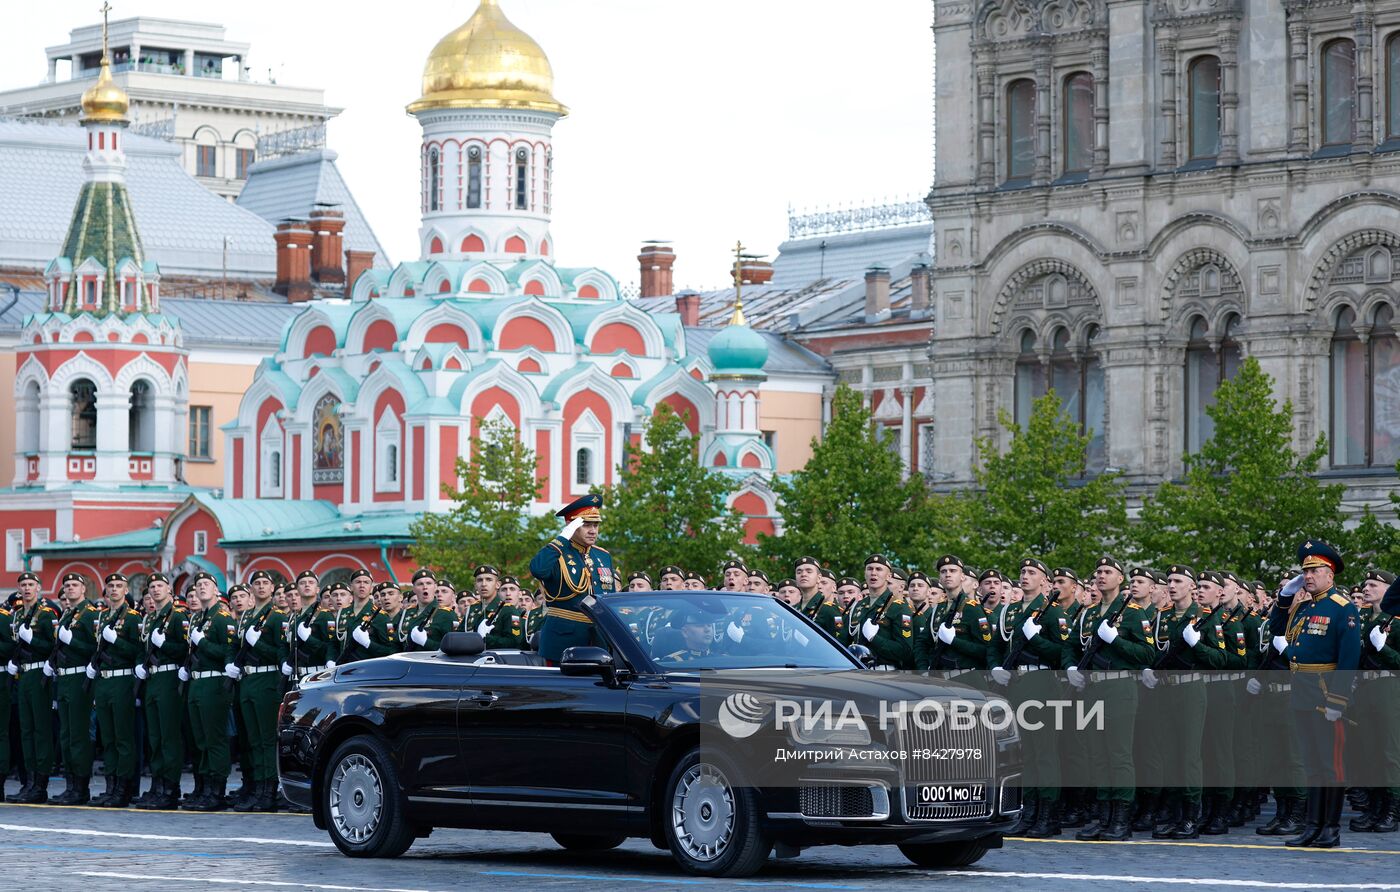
left=6, top=571, right=58, bottom=803
left=50, top=572, right=100, bottom=805
left=89, top=573, right=143, bottom=808
left=463, top=566, right=524, bottom=649
left=529, top=494, right=613, bottom=664
left=847, top=554, right=914, bottom=669
left=132, top=571, right=189, bottom=809
left=793, top=556, right=843, bottom=639
left=181, top=575, right=237, bottom=811
left=227, top=569, right=287, bottom=813
left=924, top=555, right=991, bottom=672
left=287, top=570, right=337, bottom=678
left=402, top=569, right=458, bottom=653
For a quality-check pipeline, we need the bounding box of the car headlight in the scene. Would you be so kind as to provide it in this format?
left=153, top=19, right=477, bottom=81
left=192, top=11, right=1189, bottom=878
left=985, top=699, right=1019, bottom=741
left=789, top=717, right=872, bottom=747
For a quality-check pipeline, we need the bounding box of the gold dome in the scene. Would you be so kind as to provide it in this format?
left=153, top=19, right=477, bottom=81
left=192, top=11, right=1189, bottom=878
left=408, top=0, right=567, bottom=116
left=81, top=56, right=129, bottom=123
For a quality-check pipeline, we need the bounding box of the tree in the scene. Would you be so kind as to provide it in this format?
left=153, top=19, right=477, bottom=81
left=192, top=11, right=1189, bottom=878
left=410, top=417, right=556, bottom=584
left=597, top=404, right=747, bottom=576
left=1133, top=356, right=1346, bottom=578
left=951, top=391, right=1128, bottom=574
left=761, top=384, right=940, bottom=575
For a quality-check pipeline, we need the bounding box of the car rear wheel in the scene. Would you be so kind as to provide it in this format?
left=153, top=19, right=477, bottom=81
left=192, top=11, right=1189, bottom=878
left=323, top=735, right=416, bottom=858
left=551, top=832, right=627, bottom=851
left=898, top=839, right=991, bottom=868
left=663, top=749, right=770, bottom=877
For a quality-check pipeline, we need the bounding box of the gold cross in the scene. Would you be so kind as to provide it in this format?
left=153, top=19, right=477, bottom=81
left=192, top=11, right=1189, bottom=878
left=100, top=2, right=113, bottom=60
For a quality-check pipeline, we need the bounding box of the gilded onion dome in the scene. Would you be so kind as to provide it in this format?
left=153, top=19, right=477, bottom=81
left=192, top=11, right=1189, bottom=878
left=81, top=54, right=129, bottom=123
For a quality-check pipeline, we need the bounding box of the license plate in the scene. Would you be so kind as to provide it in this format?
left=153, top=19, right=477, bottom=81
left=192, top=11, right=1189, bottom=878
left=914, top=783, right=985, bottom=805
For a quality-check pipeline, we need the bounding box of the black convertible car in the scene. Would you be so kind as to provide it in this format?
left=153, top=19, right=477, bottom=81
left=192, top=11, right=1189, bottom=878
left=278, top=590, right=1021, bottom=877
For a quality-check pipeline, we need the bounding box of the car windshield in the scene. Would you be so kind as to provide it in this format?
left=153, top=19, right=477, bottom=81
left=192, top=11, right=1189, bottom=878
left=601, top=591, right=857, bottom=670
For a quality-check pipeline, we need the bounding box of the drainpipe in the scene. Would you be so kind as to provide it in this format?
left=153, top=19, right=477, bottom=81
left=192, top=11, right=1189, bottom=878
left=0, top=284, right=19, bottom=321
left=377, top=541, right=400, bottom=585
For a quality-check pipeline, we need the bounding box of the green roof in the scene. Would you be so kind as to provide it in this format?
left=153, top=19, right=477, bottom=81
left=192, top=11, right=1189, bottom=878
left=59, top=180, right=149, bottom=314
left=29, top=526, right=162, bottom=555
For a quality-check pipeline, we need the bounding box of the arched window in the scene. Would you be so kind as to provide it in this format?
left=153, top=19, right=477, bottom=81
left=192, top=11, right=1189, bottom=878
left=1188, top=56, right=1221, bottom=161
left=1006, top=79, right=1035, bottom=183
left=260, top=421, right=283, bottom=498
left=514, top=147, right=529, bottom=210
left=1014, top=329, right=1043, bottom=427
left=1012, top=325, right=1105, bottom=474
left=466, top=146, right=482, bottom=209
left=18, top=380, right=40, bottom=454
left=1185, top=314, right=1242, bottom=453
left=575, top=447, right=592, bottom=487
left=1322, top=39, right=1356, bottom=148
left=1388, top=34, right=1400, bottom=140
left=1063, top=72, right=1094, bottom=174
left=1332, top=302, right=1400, bottom=467
left=428, top=147, right=441, bottom=212
left=128, top=380, right=154, bottom=453
left=70, top=379, right=97, bottom=450
left=375, top=410, right=402, bottom=493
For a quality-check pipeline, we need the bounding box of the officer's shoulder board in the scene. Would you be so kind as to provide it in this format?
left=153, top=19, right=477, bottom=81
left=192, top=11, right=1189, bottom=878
left=592, top=545, right=610, bottom=555
left=126, top=608, right=139, bottom=617
left=1329, top=593, right=1350, bottom=607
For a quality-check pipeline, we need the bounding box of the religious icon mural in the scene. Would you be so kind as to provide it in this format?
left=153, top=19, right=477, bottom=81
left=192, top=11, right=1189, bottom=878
left=312, top=394, right=343, bottom=483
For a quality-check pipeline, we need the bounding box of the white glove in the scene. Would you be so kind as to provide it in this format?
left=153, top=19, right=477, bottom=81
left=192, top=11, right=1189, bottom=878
left=297, top=622, right=312, bottom=642
left=101, top=625, right=118, bottom=644
left=5, top=661, right=15, bottom=676
left=84, top=664, right=97, bottom=680
left=42, top=662, right=54, bottom=678
left=244, top=627, right=261, bottom=646
left=1096, top=620, right=1118, bottom=644
left=1021, top=615, right=1041, bottom=640
left=1246, top=677, right=1261, bottom=695
left=410, top=626, right=428, bottom=646
left=1324, top=707, right=1343, bottom=722
left=936, top=623, right=957, bottom=645
left=727, top=622, right=745, bottom=644
left=793, top=629, right=810, bottom=647
left=1141, top=668, right=1158, bottom=689
left=1370, top=625, right=1388, bottom=651
left=1272, top=635, right=1288, bottom=654
left=475, top=621, right=493, bottom=637
left=352, top=626, right=371, bottom=648
left=151, top=628, right=166, bottom=649
left=1182, top=623, right=1201, bottom=648
left=17, top=625, right=32, bottom=643
left=1281, top=574, right=1305, bottom=597
left=1066, top=666, right=1086, bottom=690
left=57, top=626, right=73, bottom=645
left=862, top=618, right=880, bottom=641
left=561, top=517, right=584, bottom=541
left=281, top=661, right=292, bottom=677
left=177, top=667, right=189, bottom=683
left=325, top=660, right=337, bottom=669
left=224, top=663, right=241, bottom=680
left=990, top=667, right=1012, bottom=685
left=134, top=664, right=148, bottom=681
left=191, top=627, right=205, bottom=646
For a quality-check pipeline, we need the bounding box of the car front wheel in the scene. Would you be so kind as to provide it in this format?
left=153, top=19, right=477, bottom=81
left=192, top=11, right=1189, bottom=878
left=663, top=749, right=770, bottom=877
left=323, top=734, right=416, bottom=858
left=898, top=839, right=991, bottom=868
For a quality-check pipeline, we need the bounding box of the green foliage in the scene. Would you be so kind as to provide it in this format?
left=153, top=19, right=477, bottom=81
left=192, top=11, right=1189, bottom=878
left=597, top=404, right=748, bottom=577
left=1133, top=356, right=1345, bottom=578
left=949, top=390, right=1127, bottom=574
left=409, top=417, right=555, bottom=585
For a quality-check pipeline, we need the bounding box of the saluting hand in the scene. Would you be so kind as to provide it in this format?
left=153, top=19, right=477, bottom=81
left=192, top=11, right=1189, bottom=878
left=562, top=517, right=584, bottom=541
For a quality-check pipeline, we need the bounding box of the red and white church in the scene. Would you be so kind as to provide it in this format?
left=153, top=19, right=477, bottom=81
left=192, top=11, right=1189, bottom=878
left=5, top=0, right=781, bottom=594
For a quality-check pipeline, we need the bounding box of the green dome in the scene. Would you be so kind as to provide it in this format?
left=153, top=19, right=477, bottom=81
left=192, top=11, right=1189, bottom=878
left=708, top=321, right=768, bottom=377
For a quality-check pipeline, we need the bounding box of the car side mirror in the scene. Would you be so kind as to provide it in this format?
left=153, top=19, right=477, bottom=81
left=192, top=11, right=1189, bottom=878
left=848, top=643, right=876, bottom=668
left=560, top=645, right=614, bottom=681
left=441, top=631, right=486, bottom=657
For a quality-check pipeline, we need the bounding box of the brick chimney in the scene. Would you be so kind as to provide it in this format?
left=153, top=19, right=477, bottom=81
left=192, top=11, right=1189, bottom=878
left=738, top=260, right=774, bottom=285
left=309, top=205, right=346, bottom=285
left=345, top=250, right=376, bottom=296
left=638, top=243, right=676, bottom=298
left=274, top=219, right=315, bottom=302
left=909, top=264, right=931, bottom=317
left=675, top=290, right=701, bottom=326
left=864, top=266, right=890, bottom=323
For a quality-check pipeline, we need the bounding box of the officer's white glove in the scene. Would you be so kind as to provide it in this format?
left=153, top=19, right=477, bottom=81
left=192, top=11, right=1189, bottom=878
left=727, top=622, right=745, bottom=644
left=297, top=622, right=312, bottom=642
left=177, top=667, right=189, bottom=683
left=57, top=626, right=73, bottom=645
left=325, top=660, right=336, bottom=669
left=84, top=664, right=97, bottom=680
left=1246, top=677, right=1261, bottom=695
left=410, top=626, right=428, bottom=646
left=1370, top=625, right=1388, bottom=651
left=281, top=661, right=292, bottom=677
left=17, top=625, right=32, bottom=643
left=793, top=629, right=810, bottom=647
left=101, top=625, right=118, bottom=644
left=1096, top=620, right=1118, bottom=644
left=862, top=618, right=880, bottom=641
left=224, top=663, right=241, bottom=680
left=1281, top=574, right=1306, bottom=597
left=1141, top=668, right=1159, bottom=689
left=244, top=627, right=261, bottom=647
left=191, top=627, right=205, bottom=646
left=990, top=667, right=1012, bottom=686
left=42, top=662, right=54, bottom=678
left=5, top=661, right=16, bottom=676
left=1182, top=623, right=1201, bottom=648
left=936, top=623, right=957, bottom=645
left=1272, top=635, right=1288, bottom=654
left=352, top=626, right=371, bottom=648
left=561, top=517, right=585, bottom=541
left=1021, top=615, right=1041, bottom=640
left=1066, top=666, right=1086, bottom=690
left=134, top=664, right=148, bottom=681
left=1323, top=707, right=1343, bottom=723
left=151, top=628, right=166, bottom=649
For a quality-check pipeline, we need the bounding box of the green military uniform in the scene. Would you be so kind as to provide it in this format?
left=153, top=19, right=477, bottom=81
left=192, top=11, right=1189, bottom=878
left=139, top=589, right=190, bottom=806
left=921, top=591, right=991, bottom=672
left=232, top=596, right=287, bottom=811
left=6, top=591, right=56, bottom=803
left=184, top=598, right=237, bottom=810
left=465, top=595, right=523, bottom=649
left=530, top=494, right=613, bottom=662
left=91, top=597, right=143, bottom=806
left=337, top=599, right=377, bottom=663
left=1202, top=580, right=1248, bottom=835
left=1062, top=590, right=1108, bottom=831
left=846, top=589, right=914, bottom=668
left=401, top=600, right=457, bottom=653
left=985, top=596, right=1026, bottom=668
left=53, top=593, right=100, bottom=804
left=1350, top=570, right=1400, bottom=832
left=0, top=605, right=12, bottom=788
left=798, top=590, right=844, bottom=640
left=289, top=599, right=338, bottom=673
left=522, top=602, right=545, bottom=644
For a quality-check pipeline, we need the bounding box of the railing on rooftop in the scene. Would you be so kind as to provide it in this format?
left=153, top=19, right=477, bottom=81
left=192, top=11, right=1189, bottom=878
left=787, top=197, right=932, bottom=239
left=256, top=123, right=326, bottom=160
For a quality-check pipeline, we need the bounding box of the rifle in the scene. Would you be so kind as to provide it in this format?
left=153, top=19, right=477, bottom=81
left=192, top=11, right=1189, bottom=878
left=337, top=603, right=382, bottom=663
left=133, top=607, right=160, bottom=704
left=1153, top=601, right=1227, bottom=670
left=45, top=605, right=74, bottom=676
left=925, top=590, right=967, bottom=668
left=223, top=605, right=274, bottom=694
left=1000, top=588, right=1062, bottom=671
left=85, top=604, right=122, bottom=696
left=1075, top=593, right=1134, bottom=671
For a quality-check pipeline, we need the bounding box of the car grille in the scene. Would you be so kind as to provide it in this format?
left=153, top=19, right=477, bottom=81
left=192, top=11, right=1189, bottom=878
left=799, top=785, right=877, bottom=819
left=897, top=716, right=995, bottom=820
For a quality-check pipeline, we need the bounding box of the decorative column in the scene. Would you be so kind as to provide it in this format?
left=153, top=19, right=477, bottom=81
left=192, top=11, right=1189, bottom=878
left=900, top=384, right=914, bottom=480
left=95, top=391, right=130, bottom=482
left=1288, top=19, right=1311, bottom=153
left=1218, top=22, right=1241, bottom=165
left=977, top=59, right=997, bottom=187
left=1092, top=45, right=1110, bottom=175
left=39, top=390, right=69, bottom=486
left=1034, top=54, right=1053, bottom=183
left=1159, top=32, right=1179, bottom=168
left=1355, top=5, right=1375, bottom=149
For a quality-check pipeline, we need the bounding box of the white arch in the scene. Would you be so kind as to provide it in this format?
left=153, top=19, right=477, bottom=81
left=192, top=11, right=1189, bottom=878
left=14, top=354, right=50, bottom=395
left=455, top=362, right=545, bottom=421
left=550, top=363, right=636, bottom=424
left=345, top=300, right=405, bottom=355
left=311, top=553, right=364, bottom=575
left=638, top=365, right=717, bottom=432
left=235, top=371, right=296, bottom=430
left=356, top=361, right=426, bottom=426
left=582, top=301, right=666, bottom=358
left=403, top=302, right=485, bottom=353
left=452, top=225, right=490, bottom=254
left=291, top=369, right=349, bottom=428
left=283, top=305, right=340, bottom=360
left=568, top=268, right=619, bottom=301
left=49, top=351, right=114, bottom=392
left=458, top=261, right=509, bottom=296
left=604, top=355, right=640, bottom=379
left=497, top=227, right=534, bottom=255
left=491, top=296, right=573, bottom=354
left=514, top=260, right=563, bottom=297
left=422, top=229, right=449, bottom=258
left=114, top=352, right=173, bottom=392
left=387, top=264, right=425, bottom=298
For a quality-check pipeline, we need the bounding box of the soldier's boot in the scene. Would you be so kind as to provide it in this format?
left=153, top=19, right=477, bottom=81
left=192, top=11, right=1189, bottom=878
left=1060, top=791, right=1086, bottom=828
left=1374, top=794, right=1400, bottom=833
left=233, top=779, right=265, bottom=813
left=1347, top=787, right=1368, bottom=811
left=1131, top=792, right=1159, bottom=833
left=1009, top=794, right=1039, bottom=836
left=1167, top=799, right=1202, bottom=839
left=1277, top=795, right=1307, bottom=836
left=1025, top=799, right=1063, bottom=838
left=68, top=775, right=91, bottom=806
left=256, top=779, right=280, bottom=813
left=110, top=777, right=134, bottom=808
left=1075, top=799, right=1111, bottom=840
left=128, top=777, right=152, bottom=808
left=1285, top=790, right=1324, bottom=847
left=1258, top=794, right=1294, bottom=835
left=1152, top=797, right=1182, bottom=839
left=183, top=776, right=224, bottom=812
left=4, top=778, right=30, bottom=803
left=1226, top=792, right=1249, bottom=827
left=17, top=775, right=49, bottom=805
left=1310, top=788, right=1344, bottom=848
left=155, top=778, right=184, bottom=810
left=228, top=775, right=251, bottom=809
left=1100, top=800, right=1133, bottom=841
left=1350, top=790, right=1386, bottom=832
left=91, top=775, right=118, bottom=807
left=1203, top=794, right=1231, bottom=835
left=181, top=775, right=205, bottom=807
left=52, top=773, right=78, bottom=806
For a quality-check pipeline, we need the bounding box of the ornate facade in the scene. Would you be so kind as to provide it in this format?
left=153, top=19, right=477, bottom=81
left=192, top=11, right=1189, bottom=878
left=929, top=0, right=1400, bottom=509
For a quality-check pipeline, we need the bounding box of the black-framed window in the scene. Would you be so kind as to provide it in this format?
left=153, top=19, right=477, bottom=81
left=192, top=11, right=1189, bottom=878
left=70, top=379, right=97, bottom=450
left=1013, top=324, right=1106, bottom=475
left=235, top=147, right=255, bottom=179
left=128, top=380, right=153, bottom=453
left=428, top=147, right=441, bottom=211
left=467, top=146, right=482, bottom=209
left=1322, top=39, right=1356, bottom=147
left=514, top=147, right=529, bottom=210
left=1331, top=302, right=1400, bottom=467
left=1388, top=34, right=1400, bottom=139
left=1006, top=79, right=1035, bottom=183
left=1188, top=55, right=1221, bottom=161
left=1063, top=71, right=1094, bottom=173
left=1185, top=313, right=1242, bottom=453
left=196, top=145, right=216, bottom=177
left=189, top=405, right=212, bottom=459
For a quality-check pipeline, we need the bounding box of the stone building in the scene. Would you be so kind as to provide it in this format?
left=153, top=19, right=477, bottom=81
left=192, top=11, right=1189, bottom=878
left=929, top=0, right=1400, bottom=511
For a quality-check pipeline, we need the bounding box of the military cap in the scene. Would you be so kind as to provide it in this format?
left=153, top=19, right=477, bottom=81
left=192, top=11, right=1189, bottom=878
left=837, top=577, right=860, bottom=588
left=61, top=572, right=84, bottom=585
left=890, top=566, right=908, bottom=582
left=1166, top=564, right=1197, bottom=583
left=936, top=555, right=965, bottom=572
left=749, top=569, right=770, bottom=584
left=411, top=568, right=436, bottom=583
left=16, top=572, right=39, bottom=585
left=628, top=571, right=653, bottom=586
left=865, top=554, right=891, bottom=569
left=978, top=568, right=1004, bottom=584
left=474, top=565, right=501, bottom=578
left=1052, top=567, right=1079, bottom=585
left=1095, top=555, right=1124, bottom=575
left=350, top=568, right=373, bottom=582
left=556, top=493, right=603, bottom=522
left=1251, top=580, right=1267, bottom=592
left=1020, top=558, right=1049, bottom=576
left=373, top=580, right=399, bottom=594
left=908, top=570, right=931, bottom=585
left=1365, top=568, right=1396, bottom=585
left=721, top=559, right=748, bottom=574
left=1150, top=569, right=1169, bottom=585
left=819, top=568, right=837, bottom=582
left=104, top=572, right=127, bottom=584
left=1128, top=566, right=1154, bottom=581
left=328, top=581, right=350, bottom=594
left=659, top=565, right=685, bottom=579
left=793, top=555, right=821, bottom=571
left=777, top=578, right=798, bottom=590
left=675, top=611, right=710, bottom=627
left=1220, top=570, right=1245, bottom=589
left=435, top=577, right=456, bottom=592
left=684, top=570, right=706, bottom=584
left=500, top=575, right=519, bottom=587
left=190, top=571, right=215, bottom=586
left=228, top=583, right=250, bottom=596
left=1198, top=569, right=1226, bottom=587
left=296, top=570, right=318, bottom=583
left=247, top=569, right=273, bottom=584
left=1297, top=539, right=1344, bottom=575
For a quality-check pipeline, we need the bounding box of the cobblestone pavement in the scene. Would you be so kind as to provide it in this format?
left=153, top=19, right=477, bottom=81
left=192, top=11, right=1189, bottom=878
left=6, top=777, right=1399, bottom=891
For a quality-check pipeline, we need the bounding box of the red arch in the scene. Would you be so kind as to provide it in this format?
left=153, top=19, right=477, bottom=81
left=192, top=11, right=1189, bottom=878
left=498, top=316, right=557, bottom=352
left=425, top=323, right=470, bottom=348
left=303, top=325, right=336, bottom=358
left=523, top=280, right=545, bottom=297
left=461, top=234, right=485, bottom=252
left=363, top=319, right=397, bottom=352
left=591, top=322, right=646, bottom=355
left=741, top=450, right=762, bottom=469
left=469, top=387, right=522, bottom=435
left=610, top=362, right=635, bottom=379
left=446, top=356, right=463, bottom=370
left=660, top=395, right=700, bottom=436
left=438, top=279, right=452, bottom=293
left=517, top=357, right=542, bottom=374
left=713, top=453, right=727, bottom=466
left=733, top=492, right=776, bottom=543
left=429, top=237, right=443, bottom=255
left=468, top=279, right=492, bottom=293
left=73, top=331, right=94, bottom=343
left=577, top=285, right=600, bottom=299
left=540, top=239, right=550, bottom=257
left=504, top=236, right=527, bottom=254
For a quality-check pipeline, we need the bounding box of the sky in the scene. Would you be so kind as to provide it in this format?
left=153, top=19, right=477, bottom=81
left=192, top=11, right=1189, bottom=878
left=0, top=1, right=934, bottom=291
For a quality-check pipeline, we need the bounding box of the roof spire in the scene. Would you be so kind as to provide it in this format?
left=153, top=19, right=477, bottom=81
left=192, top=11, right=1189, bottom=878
left=729, top=240, right=747, bottom=327
left=100, top=1, right=112, bottom=62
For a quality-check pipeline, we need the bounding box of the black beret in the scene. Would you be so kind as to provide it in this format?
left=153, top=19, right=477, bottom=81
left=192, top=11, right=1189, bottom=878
left=350, top=568, right=373, bottom=582
left=659, top=566, right=685, bottom=578
left=1020, top=558, right=1049, bottom=576
left=628, top=571, right=653, bottom=585
left=296, top=570, right=318, bottom=583
left=978, top=568, right=1004, bottom=584
left=1052, top=567, right=1079, bottom=585
left=936, top=555, right=965, bottom=571
left=721, top=560, right=748, bottom=574
left=777, top=578, right=798, bottom=590
left=1128, top=567, right=1154, bottom=581
left=1365, top=568, right=1396, bottom=585
left=684, top=570, right=706, bottom=583
left=793, top=556, right=821, bottom=571
left=837, top=577, right=860, bottom=588
left=1095, top=555, right=1124, bottom=574
left=411, top=568, right=436, bottom=583
left=191, top=572, right=215, bottom=585
left=499, top=576, right=519, bottom=587
left=249, top=570, right=273, bottom=584
left=16, top=572, right=39, bottom=584
left=819, top=568, right=837, bottom=582
left=1167, top=565, right=1197, bottom=583
left=908, top=570, right=931, bottom=584
left=474, top=565, right=500, bottom=578
left=104, top=573, right=127, bottom=584
left=61, top=572, right=84, bottom=584
left=1199, top=569, right=1225, bottom=587
left=749, top=569, right=770, bottom=583
left=865, top=554, right=891, bottom=569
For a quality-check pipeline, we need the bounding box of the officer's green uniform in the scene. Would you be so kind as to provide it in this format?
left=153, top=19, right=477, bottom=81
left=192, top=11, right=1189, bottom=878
left=186, top=601, right=236, bottom=807
left=362, top=607, right=401, bottom=658
left=234, top=600, right=287, bottom=803
left=54, top=599, right=100, bottom=796
left=1062, top=594, right=1107, bottom=828
left=1350, top=596, right=1400, bottom=831
left=920, top=594, right=991, bottom=671
left=141, top=599, right=189, bottom=794
left=0, top=607, right=12, bottom=784
left=289, top=600, right=337, bottom=673
left=92, top=601, right=142, bottom=799
left=847, top=589, right=914, bottom=668
left=530, top=495, right=614, bottom=663
left=522, top=603, right=545, bottom=643
left=798, top=591, right=843, bottom=639
left=9, top=598, right=56, bottom=800
left=465, top=596, right=524, bottom=649
left=1203, top=596, right=1248, bottom=830
left=337, top=600, right=376, bottom=663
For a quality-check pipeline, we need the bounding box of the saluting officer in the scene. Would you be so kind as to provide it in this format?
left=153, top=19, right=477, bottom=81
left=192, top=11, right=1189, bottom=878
left=529, top=494, right=614, bottom=664
left=51, top=572, right=99, bottom=806
left=847, top=555, right=914, bottom=669
left=182, top=577, right=237, bottom=811
left=90, top=575, right=143, bottom=808
left=226, top=570, right=287, bottom=813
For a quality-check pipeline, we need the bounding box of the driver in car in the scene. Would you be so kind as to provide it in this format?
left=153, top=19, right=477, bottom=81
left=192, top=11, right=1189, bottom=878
left=663, top=612, right=715, bottom=663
